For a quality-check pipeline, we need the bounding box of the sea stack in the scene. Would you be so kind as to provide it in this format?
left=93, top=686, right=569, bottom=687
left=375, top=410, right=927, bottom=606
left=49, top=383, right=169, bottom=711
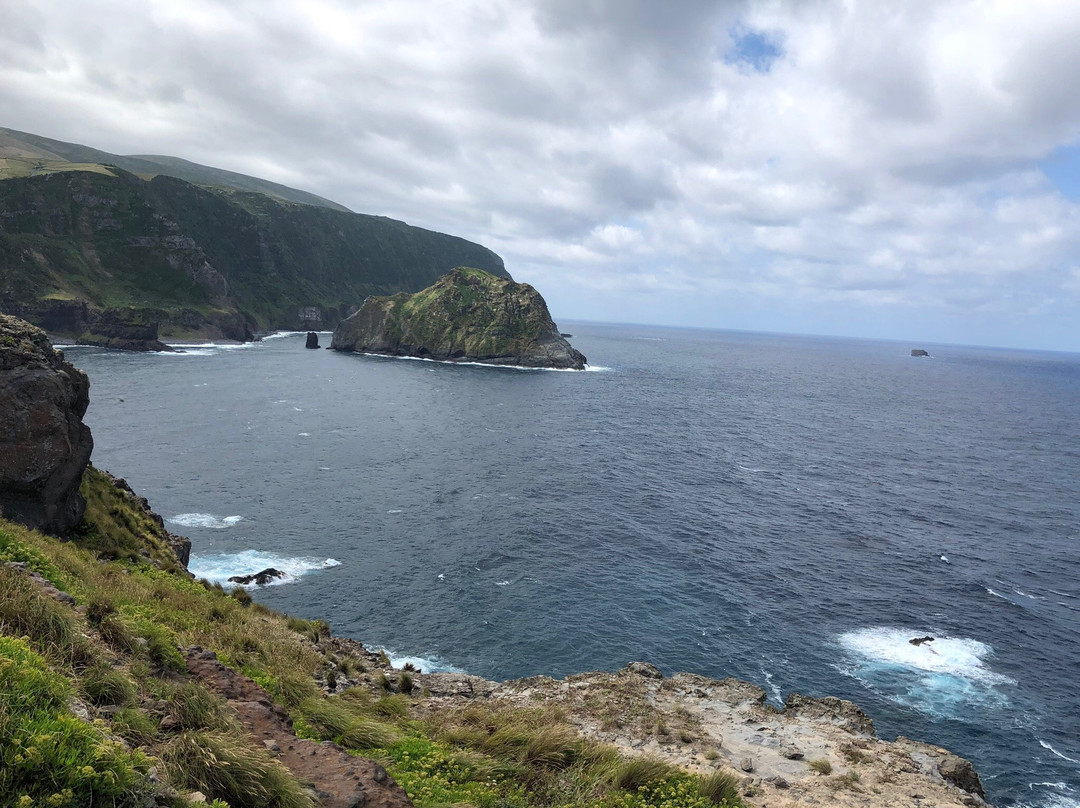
left=911, top=348, right=930, bottom=357
left=0, top=314, right=94, bottom=535
left=306, top=331, right=320, bottom=349
left=331, top=267, right=587, bottom=369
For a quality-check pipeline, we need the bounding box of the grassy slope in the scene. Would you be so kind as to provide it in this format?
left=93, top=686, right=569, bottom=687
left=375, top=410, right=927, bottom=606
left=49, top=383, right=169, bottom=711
left=0, top=469, right=741, bottom=808
left=0, top=169, right=508, bottom=332
left=0, top=127, right=347, bottom=211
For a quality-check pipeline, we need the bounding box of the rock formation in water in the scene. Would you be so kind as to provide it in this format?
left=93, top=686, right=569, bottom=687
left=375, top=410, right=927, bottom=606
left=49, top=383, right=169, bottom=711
left=331, top=267, right=587, bottom=369
left=75, top=307, right=172, bottom=352
left=911, top=349, right=930, bottom=357
left=305, top=331, right=320, bottom=349
left=229, top=568, right=287, bottom=586
left=0, top=313, right=93, bottom=534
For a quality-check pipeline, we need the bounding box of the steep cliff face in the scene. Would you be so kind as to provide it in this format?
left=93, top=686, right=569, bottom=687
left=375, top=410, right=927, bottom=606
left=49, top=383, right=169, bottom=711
left=0, top=168, right=508, bottom=341
left=331, top=267, right=586, bottom=369
left=0, top=313, right=93, bottom=535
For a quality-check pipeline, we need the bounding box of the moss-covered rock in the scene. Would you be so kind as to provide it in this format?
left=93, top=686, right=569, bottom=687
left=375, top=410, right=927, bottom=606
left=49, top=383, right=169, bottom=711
left=330, top=267, right=586, bottom=369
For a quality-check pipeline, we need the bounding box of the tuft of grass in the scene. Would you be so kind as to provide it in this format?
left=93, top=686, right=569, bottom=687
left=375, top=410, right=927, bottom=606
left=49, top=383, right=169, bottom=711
left=161, top=730, right=315, bottom=808
left=111, top=707, right=160, bottom=745
left=612, top=756, right=677, bottom=791
left=697, top=770, right=740, bottom=805
left=81, top=664, right=137, bottom=706
left=371, top=693, right=410, bottom=719
left=398, top=670, right=413, bottom=693
left=297, top=696, right=399, bottom=749
left=808, top=758, right=833, bottom=775
left=168, top=681, right=238, bottom=732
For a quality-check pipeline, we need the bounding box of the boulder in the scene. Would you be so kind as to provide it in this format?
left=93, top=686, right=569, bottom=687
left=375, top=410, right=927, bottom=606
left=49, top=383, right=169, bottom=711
left=0, top=314, right=94, bottom=535
left=331, top=267, right=587, bottom=369
left=306, top=331, right=320, bottom=349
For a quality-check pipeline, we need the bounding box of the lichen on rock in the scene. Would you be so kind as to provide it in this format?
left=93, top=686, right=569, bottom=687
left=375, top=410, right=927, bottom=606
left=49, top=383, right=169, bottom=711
left=331, top=267, right=587, bottom=369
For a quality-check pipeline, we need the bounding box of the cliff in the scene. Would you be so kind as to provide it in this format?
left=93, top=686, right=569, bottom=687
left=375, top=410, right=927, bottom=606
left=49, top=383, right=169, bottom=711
left=331, top=267, right=587, bottom=369
left=0, top=313, right=92, bottom=534
left=0, top=129, right=509, bottom=346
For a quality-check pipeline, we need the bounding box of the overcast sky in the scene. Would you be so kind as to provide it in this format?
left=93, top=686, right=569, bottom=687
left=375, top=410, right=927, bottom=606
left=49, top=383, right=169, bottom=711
left=3, top=0, right=1080, bottom=351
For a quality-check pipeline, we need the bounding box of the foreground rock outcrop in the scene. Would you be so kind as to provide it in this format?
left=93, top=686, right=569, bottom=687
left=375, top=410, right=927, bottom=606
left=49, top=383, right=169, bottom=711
left=0, top=313, right=93, bottom=534
left=331, top=267, right=587, bottom=369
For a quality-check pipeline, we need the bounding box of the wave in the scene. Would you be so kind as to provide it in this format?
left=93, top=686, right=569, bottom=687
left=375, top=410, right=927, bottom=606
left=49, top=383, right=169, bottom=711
left=167, top=513, right=243, bottom=529
left=382, top=650, right=465, bottom=675
left=1040, top=740, right=1080, bottom=765
left=836, top=627, right=1014, bottom=719
left=188, top=550, right=341, bottom=587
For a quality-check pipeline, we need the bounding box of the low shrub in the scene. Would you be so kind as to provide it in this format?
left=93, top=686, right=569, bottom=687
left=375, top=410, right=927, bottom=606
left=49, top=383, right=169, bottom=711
left=808, top=758, right=833, bottom=775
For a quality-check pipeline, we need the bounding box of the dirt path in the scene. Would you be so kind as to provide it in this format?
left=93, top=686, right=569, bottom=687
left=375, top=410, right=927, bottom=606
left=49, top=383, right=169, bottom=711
left=186, top=650, right=413, bottom=808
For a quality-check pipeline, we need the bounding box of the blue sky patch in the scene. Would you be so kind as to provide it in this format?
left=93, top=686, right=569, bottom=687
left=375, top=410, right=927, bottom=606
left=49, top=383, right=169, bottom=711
left=1039, top=142, right=1080, bottom=201
left=725, top=24, right=784, bottom=73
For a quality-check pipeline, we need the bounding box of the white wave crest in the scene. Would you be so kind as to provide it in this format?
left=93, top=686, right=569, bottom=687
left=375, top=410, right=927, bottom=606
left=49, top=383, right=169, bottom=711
left=836, top=627, right=1014, bottom=719
left=188, top=550, right=341, bottom=587
left=168, top=513, right=244, bottom=529
left=382, top=650, right=465, bottom=674
left=1041, top=740, right=1080, bottom=764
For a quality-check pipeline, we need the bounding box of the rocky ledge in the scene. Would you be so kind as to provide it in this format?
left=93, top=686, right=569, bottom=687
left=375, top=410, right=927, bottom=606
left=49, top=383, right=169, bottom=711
left=316, top=637, right=992, bottom=808
left=330, top=267, right=587, bottom=369
left=0, top=313, right=93, bottom=535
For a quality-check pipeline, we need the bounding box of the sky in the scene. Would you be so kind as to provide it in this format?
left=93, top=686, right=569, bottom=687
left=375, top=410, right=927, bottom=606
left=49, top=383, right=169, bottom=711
left=2, top=0, right=1080, bottom=351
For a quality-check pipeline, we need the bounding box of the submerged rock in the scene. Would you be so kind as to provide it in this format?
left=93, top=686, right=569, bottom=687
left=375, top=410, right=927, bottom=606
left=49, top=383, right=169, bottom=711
left=331, top=267, right=587, bottom=369
left=0, top=314, right=93, bottom=535
left=305, top=331, right=320, bottom=349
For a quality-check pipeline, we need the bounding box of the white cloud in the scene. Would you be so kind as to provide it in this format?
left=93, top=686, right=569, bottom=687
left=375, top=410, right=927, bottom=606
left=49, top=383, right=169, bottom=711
left=2, top=0, right=1080, bottom=348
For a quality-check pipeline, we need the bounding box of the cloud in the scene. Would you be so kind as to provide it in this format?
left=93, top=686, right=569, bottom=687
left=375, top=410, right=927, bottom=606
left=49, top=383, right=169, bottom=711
left=2, top=0, right=1080, bottom=348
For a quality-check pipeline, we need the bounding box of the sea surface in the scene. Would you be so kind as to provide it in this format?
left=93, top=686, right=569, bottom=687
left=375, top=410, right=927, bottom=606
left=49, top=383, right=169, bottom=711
left=65, top=324, right=1080, bottom=808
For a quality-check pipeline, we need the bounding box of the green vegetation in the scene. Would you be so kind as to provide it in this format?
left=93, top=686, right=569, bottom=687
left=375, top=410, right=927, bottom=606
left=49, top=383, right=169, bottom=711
left=0, top=143, right=508, bottom=338
left=0, top=468, right=741, bottom=808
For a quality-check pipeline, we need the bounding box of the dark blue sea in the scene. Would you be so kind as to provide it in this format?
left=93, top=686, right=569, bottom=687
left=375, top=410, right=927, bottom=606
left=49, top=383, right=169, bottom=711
left=65, top=324, right=1080, bottom=808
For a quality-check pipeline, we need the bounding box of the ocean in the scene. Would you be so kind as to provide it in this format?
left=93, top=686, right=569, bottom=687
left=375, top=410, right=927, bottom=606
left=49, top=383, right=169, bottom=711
left=64, top=323, right=1080, bottom=808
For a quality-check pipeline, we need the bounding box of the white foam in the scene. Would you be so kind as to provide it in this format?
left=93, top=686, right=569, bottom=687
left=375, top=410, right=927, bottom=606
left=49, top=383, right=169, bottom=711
left=382, top=650, right=465, bottom=674
left=1041, top=740, right=1080, bottom=764
left=387, top=509, right=403, bottom=514
left=840, top=627, right=1012, bottom=683
left=836, top=627, right=1014, bottom=718
left=496, top=580, right=511, bottom=586
left=168, top=513, right=243, bottom=529
left=188, top=550, right=341, bottom=587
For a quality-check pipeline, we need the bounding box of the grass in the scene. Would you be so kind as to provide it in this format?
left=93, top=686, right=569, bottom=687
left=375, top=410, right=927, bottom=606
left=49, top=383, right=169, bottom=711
left=161, top=730, right=316, bottom=808
left=0, top=635, right=151, bottom=807
left=0, top=465, right=746, bottom=808
left=807, top=758, right=833, bottom=775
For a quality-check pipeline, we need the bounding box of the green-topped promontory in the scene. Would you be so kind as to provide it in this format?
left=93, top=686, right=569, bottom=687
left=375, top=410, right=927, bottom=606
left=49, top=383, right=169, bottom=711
left=330, top=267, right=587, bottom=369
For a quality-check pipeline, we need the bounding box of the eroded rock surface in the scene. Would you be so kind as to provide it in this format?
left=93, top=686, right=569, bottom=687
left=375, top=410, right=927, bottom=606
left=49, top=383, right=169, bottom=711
left=0, top=313, right=93, bottom=535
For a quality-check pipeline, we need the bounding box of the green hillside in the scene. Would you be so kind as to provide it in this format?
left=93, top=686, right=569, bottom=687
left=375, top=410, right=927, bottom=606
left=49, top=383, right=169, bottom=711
left=0, top=130, right=508, bottom=340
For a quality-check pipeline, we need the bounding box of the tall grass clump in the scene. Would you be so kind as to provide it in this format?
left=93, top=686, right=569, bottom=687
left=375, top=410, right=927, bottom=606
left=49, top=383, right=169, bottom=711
left=161, top=730, right=315, bottom=808
left=612, top=757, right=677, bottom=791
left=697, top=770, right=740, bottom=805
